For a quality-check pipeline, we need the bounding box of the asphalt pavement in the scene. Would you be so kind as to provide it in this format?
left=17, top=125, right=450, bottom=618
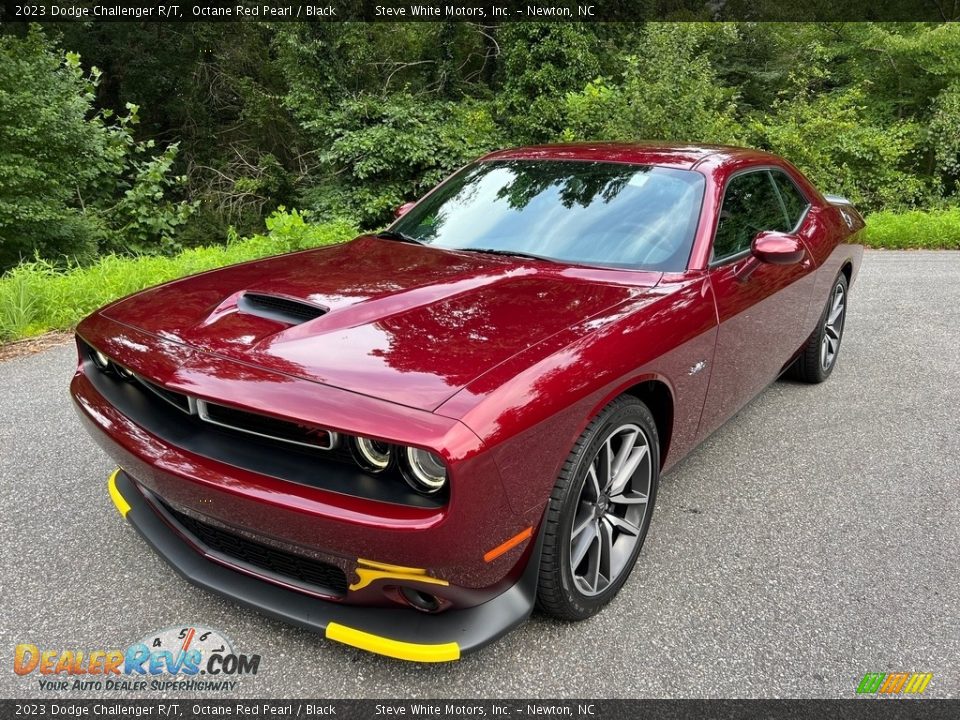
left=1, top=250, right=958, bottom=699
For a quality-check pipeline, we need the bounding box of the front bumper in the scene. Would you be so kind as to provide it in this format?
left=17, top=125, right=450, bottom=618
left=109, top=468, right=542, bottom=661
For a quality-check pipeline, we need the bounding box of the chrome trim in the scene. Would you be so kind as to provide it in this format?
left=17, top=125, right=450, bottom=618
left=195, top=398, right=339, bottom=451
left=133, top=374, right=197, bottom=414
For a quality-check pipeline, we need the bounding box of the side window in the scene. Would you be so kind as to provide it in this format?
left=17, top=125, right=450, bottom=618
left=712, top=171, right=789, bottom=263
left=771, top=170, right=810, bottom=230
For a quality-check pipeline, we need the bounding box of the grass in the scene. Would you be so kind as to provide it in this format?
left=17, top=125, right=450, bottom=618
left=0, top=206, right=958, bottom=345
left=862, top=207, right=960, bottom=249
left=0, top=210, right=357, bottom=342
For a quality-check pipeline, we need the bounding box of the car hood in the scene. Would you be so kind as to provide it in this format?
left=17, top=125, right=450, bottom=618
left=103, top=236, right=658, bottom=410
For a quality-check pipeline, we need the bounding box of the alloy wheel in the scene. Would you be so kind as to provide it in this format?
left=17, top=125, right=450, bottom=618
left=568, top=423, right=652, bottom=596
left=820, top=282, right=846, bottom=371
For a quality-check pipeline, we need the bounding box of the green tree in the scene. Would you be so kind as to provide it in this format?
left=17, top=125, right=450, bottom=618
left=0, top=30, right=120, bottom=267
left=0, top=29, right=195, bottom=269
left=496, top=24, right=604, bottom=144
left=748, top=87, right=927, bottom=210
left=298, top=93, right=501, bottom=226
left=564, top=24, right=742, bottom=145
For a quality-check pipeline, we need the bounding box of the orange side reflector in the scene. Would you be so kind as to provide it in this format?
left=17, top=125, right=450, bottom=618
left=483, top=526, right=533, bottom=563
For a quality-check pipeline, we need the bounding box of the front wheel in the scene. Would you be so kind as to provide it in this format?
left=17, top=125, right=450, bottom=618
left=792, top=272, right=848, bottom=383
left=536, top=396, right=659, bottom=621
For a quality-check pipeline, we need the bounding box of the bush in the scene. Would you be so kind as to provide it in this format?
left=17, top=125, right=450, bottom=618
left=0, top=31, right=118, bottom=268
left=298, top=94, right=501, bottom=228
left=0, top=31, right=196, bottom=270
left=863, top=207, right=960, bottom=249
left=496, top=24, right=604, bottom=144
left=748, top=87, right=929, bottom=213
left=564, top=24, right=741, bottom=145
left=0, top=210, right=356, bottom=342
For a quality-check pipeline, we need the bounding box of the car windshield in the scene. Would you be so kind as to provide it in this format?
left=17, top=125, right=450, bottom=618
left=390, top=159, right=705, bottom=271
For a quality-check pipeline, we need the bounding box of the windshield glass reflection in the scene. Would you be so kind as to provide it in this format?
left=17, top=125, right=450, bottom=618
left=393, top=160, right=704, bottom=271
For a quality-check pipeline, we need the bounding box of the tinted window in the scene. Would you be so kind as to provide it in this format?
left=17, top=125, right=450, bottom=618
left=712, top=171, right=788, bottom=262
left=771, top=170, right=810, bottom=229
left=392, top=160, right=705, bottom=271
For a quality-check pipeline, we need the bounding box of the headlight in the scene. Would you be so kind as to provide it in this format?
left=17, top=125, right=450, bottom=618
left=114, top=364, right=133, bottom=380
left=403, top=447, right=447, bottom=494
left=352, top=436, right=392, bottom=472
left=90, top=348, right=110, bottom=370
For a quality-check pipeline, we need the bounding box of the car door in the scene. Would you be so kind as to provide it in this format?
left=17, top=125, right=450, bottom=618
left=697, top=168, right=816, bottom=439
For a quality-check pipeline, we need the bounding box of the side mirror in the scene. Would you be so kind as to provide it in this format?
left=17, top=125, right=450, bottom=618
left=751, top=231, right=804, bottom=265
left=394, top=201, right=417, bottom=219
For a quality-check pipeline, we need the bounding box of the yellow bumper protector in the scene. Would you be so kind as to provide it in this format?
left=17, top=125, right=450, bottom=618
left=107, top=468, right=130, bottom=518
left=325, top=622, right=460, bottom=662
left=349, top=558, right=449, bottom=592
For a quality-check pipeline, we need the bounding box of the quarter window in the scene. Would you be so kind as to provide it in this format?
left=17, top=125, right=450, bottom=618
left=771, top=170, right=810, bottom=229
left=712, top=171, right=789, bottom=262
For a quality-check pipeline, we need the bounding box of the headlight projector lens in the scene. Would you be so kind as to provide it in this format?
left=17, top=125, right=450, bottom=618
left=352, top=436, right=392, bottom=472
left=403, top=447, right=447, bottom=494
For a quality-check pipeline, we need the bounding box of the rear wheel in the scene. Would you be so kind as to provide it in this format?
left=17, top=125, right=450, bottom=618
left=536, top=396, right=659, bottom=620
left=792, top=272, right=848, bottom=383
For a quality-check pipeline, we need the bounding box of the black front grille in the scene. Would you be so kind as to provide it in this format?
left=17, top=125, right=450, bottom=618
left=238, top=293, right=327, bottom=324
left=201, top=400, right=335, bottom=449
left=80, top=338, right=447, bottom=508
left=136, top=376, right=192, bottom=413
left=162, top=502, right=349, bottom=596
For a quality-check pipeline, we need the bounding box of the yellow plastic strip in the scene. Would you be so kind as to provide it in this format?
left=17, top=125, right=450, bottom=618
left=357, top=558, right=429, bottom=573
left=107, top=468, right=131, bottom=518
left=349, top=559, right=449, bottom=592
left=325, top=622, right=460, bottom=663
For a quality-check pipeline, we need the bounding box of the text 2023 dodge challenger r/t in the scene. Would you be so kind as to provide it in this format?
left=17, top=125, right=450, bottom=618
left=72, top=143, right=863, bottom=662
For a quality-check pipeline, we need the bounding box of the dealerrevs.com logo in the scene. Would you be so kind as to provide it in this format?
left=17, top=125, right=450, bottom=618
left=13, top=625, right=260, bottom=693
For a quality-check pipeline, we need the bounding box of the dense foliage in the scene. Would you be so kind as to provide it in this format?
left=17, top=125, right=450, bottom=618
left=1, top=21, right=960, bottom=271
left=0, top=29, right=196, bottom=268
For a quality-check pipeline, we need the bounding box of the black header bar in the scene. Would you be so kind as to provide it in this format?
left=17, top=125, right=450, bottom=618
left=3, top=699, right=960, bottom=720
left=1, top=0, right=957, bottom=23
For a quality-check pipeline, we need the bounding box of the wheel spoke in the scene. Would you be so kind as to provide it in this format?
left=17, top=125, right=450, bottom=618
left=610, top=491, right=648, bottom=505
left=587, top=526, right=605, bottom=592
left=611, top=429, right=639, bottom=476
left=609, top=444, right=647, bottom=497
left=830, top=293, right=843, bottom=320
left=598, top=439, right=614, bottom=492
left=597, top=521, right=612, bottom=590
left=571, top=520, right=598, bottom=569
left=584, top=464, right=601, bottom=502
left=605, top=512, right=641, bottom=536
left=571, top=503, right=594, bottom=540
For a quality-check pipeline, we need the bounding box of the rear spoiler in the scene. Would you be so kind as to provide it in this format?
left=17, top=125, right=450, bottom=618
left=824, top=193, right=854, bottom=207
left=823, top=194, right=864, bottom=229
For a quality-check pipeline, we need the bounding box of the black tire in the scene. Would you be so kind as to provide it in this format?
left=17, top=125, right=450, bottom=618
left=536, top=395, right=659, bottom=621
left=792, top=272, right=849, bottom=384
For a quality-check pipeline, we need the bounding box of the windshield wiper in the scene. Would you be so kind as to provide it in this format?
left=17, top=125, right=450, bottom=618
left=455, top=247, right=558, bottom=263
left=375, top=230, right=424, bottom=245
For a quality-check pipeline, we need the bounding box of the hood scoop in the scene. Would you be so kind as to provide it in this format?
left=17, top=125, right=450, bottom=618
left=236, top=293, right=327, bottom=325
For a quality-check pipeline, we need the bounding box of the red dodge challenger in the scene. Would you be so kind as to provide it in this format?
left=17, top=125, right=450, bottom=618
left=72, top=143, right=864, bottom=662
